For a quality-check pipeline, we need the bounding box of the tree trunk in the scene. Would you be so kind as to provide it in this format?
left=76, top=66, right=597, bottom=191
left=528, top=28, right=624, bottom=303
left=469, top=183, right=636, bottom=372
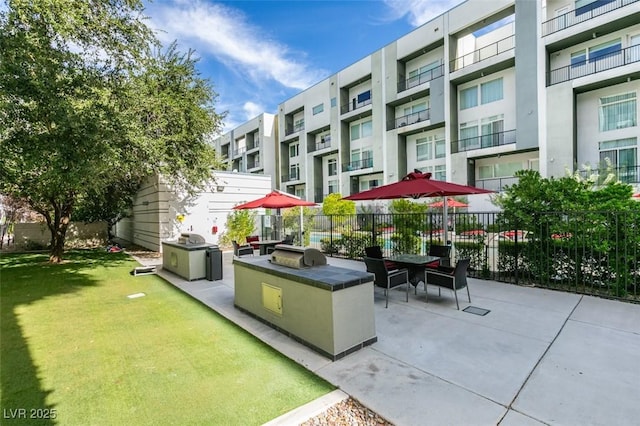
left=40, top=197, right=74, bottom=263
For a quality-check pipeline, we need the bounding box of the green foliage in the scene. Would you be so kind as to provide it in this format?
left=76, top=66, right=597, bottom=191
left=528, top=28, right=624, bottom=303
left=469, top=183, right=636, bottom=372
left=322, top=193, right=355, bottom=216
left=0, top=1, right=224, bottom=262
left=220, top=209, right=256, bottom=247
left=282, top=207, right=317, bottom=245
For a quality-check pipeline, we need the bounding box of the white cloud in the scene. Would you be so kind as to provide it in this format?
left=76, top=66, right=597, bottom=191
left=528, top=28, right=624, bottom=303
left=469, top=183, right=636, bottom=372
left=146, top=0, right=328, bottom=90
left=243, top=101, right=264, bottom=121
left=383, top=0, right=465, bottom=27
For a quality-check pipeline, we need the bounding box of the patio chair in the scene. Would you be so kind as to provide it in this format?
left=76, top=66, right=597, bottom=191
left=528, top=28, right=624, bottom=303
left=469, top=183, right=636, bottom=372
left=245, top=235, right=260, bottom=250
left=363, top=256, right=410, bottom=308
left=424, top=258, right=471, bottom=310
left=232, top=240, right=254, bottom=257
left=364, top=245, right=398, bottom=269
left=283, top=234, right=294, bottom=245
left=426, top=244, right=451, bottom=270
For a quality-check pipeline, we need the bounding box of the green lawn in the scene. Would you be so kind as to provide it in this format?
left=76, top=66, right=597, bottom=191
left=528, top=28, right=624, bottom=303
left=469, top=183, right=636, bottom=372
left=0, top=250, right=334, bottom=425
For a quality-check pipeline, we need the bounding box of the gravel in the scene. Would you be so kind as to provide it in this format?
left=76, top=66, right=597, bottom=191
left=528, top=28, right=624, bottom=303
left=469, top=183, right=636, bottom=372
left=300, top=397, right=394, bottom=426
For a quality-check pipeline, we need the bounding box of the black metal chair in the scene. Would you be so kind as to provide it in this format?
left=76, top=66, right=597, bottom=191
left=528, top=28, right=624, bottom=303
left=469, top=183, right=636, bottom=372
left=424, top=258, right=471, bottom=310
left=364, top=245, right=398, bottom=269
left=232, top=240, right=253, bottom=257
left=426, top=244, right=452, bottom=270
left=283, top=234, right=294, bottom=245
left=363, top=256, right=410, bottom=308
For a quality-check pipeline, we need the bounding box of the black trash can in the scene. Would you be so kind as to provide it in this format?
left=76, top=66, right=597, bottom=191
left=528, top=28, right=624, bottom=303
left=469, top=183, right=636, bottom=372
left=205, top=245, right=223, bottom=281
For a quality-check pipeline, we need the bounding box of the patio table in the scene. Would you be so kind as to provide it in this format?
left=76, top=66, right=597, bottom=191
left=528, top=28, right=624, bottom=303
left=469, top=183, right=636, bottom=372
left=389, top=254, right=440, bottom=285
left=254, top=239, right=284, bottom=255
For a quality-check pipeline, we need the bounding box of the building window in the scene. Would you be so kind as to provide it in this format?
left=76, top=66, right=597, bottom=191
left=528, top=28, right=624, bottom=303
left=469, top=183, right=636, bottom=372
left=416, top=138, right=432, bottom=161
left=403, top=102, right=428, bottom=116
left=434, top=165, right=446, bottom=181
left=460, top=86, right=478, bottom=110
left=599, top=137, right=638, bottom=183
left=328, top=179, right=339, bottom=194
left=350, top=119, right=372, bottom=141
left=289, top=142, right=299, bottom=158
left=294, top=118, right=305, bottom=132
left=481, top=114, right=505, bottom=147
left=481, top=78, right=503, bottom=104
left=575, top=0, right=616, bottom=16
left=312, top=103, right=324, bottom=115
left=295, top=187, right=305, bottom=199
left=331, top=97, right=337, bottom=107
left=599, top=92, right=636, bottom=132
left=289, top=164, right=300, bottom=180
left=479, top=161, right=523, bottom=179
left=435, top=139, right=446, bottom=158
left=328, top=158, right=337, bottom=176
left=357, top=90, right=371, bottom=104
left=460, top=121, right=479, bottom=150
left=350, top=148, right=373, bottom=168
left=572, top=38, right=622, bottom=68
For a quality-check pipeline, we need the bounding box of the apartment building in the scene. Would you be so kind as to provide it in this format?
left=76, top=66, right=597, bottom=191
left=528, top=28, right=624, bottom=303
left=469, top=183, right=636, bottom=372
left=214, top=0, right=640, bottom=208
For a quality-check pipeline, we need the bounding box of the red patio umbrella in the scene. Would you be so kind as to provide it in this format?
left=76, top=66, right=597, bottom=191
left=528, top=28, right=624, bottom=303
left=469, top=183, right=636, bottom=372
left=234, top=190, right=316, bottom=210
left=633, top=193, right=640, bottom=199
left=428, top=199, right=469, bottom=208
left=343, top=171, right=493, bottom=242
left=234, top=190, right=317, bottom=243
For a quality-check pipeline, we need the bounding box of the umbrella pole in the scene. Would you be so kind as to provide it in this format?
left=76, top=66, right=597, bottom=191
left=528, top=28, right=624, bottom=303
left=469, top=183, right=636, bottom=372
left=442, top=196, right=448, bottom=245
left=299, top=208, right=303, bottom=245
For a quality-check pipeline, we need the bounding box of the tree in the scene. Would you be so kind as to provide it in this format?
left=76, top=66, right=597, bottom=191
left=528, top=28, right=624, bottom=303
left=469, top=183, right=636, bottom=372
left=0, top=1, right=224, bottom=262
left=322, top=193, right=355, bottom=216
left=220, top=209, right=257, bottom=248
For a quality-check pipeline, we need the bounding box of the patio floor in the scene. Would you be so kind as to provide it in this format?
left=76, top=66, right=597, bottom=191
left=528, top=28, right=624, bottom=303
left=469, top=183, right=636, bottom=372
left=135, top=251, right=640, bottom=425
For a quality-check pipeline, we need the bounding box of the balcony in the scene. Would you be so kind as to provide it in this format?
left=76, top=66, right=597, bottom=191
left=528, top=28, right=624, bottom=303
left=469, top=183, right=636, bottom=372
left=285, top=123, right=304, bottom=137
left=310, top=138, right=332, bottom=153
left=577, top=164, right=639, bottom=184
left=282, top=171, right=300, bottom=182
left=542, top=0, right=639, bottom=37
left=341, top=97, right=372, bottom=115
left=247, top=139, right=260, bottom=151
left=548, top=44, right=640, bottom=85
left=452, top=129, right=516, bottom=153
left=450, top=35, right=515, bottom=72
left=247, top=160, right=261, bottom=169
left=475, top=176, right=519, bottom=192
left=232, top=146, right=246, bottom=157
left=397, top=65, right=444, bottom=92
left=389, top=109, right=430, bottom=131
left=342, top=157, right=373, bottom=172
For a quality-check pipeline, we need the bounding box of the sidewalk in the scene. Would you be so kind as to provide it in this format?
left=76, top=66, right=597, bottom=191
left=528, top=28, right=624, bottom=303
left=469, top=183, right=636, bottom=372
left=134, top=250, right=640, bottom=425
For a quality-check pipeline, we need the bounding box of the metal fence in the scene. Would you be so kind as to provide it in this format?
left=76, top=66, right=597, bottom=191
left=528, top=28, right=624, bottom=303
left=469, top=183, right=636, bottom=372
left=263, top=211, right=639, bottom=303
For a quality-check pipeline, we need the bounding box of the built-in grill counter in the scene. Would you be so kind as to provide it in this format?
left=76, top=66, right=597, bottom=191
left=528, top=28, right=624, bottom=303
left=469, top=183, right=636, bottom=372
left=162, top=233, right=215, bottom=280
left=233, top=245, right=376, bottom=360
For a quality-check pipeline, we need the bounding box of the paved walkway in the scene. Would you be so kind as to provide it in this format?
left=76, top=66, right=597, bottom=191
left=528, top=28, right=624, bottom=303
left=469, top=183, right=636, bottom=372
left=134, top=251, right=640, bottom=426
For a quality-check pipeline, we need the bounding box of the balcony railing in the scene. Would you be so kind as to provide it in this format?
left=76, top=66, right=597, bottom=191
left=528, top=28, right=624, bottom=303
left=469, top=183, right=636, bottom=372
left=451, top=129, right=516, bottom=153
left=282, top=171, right=300, bottom=182
left=311, top=138, right=331, bottom=152
left=577, top=165, right=640, bottom=184
left=340, top=97, right=372, bottom=115
left=232, top=146, right=246, bottom=157
left=548, top=44, right=640, bottom=85
left=450, top=34, right=515, bottom=72
left=247, top=139, right=260, bottom=150
left=389, top=109, right=430, bottom=130
left=285, top=123, right=304, bottom=136
left=342, top=157, right=373, bottom=172
left=247, top=160, right=260, bottom=169
left=397, top=65, right=444, bottom=92
left=475, top=176, right=519, bottom=192
left=542, top=0, right=638, bottom=36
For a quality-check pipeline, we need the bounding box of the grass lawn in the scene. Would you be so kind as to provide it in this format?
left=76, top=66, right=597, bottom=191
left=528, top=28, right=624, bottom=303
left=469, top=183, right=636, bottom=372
left=0, top=250, right=335, bottom=425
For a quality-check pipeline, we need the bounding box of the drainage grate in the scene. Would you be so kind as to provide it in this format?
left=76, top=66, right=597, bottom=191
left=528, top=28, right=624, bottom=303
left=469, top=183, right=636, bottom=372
left=463, top=306, right=490, bottom=316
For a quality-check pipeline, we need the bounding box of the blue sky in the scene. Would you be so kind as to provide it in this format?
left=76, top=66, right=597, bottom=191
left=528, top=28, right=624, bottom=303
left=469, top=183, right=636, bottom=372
left=144, top=0, right=465, bottom=132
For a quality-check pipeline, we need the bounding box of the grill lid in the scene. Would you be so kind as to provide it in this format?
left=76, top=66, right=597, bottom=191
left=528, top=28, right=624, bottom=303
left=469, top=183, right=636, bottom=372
left=270, top=244, right=327, bottom=269
left=178, top=233, right=206, bottom=245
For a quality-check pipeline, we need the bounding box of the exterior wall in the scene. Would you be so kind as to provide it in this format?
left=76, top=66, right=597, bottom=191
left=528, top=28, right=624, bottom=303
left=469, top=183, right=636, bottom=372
left=14, top=222, right=108, bottom=249
left=116, top=172, right=272, bottom=252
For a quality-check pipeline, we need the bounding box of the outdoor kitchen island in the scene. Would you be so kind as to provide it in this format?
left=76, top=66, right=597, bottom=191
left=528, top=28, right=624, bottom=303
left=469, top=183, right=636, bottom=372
left=233, top=246, right=376, bottom=360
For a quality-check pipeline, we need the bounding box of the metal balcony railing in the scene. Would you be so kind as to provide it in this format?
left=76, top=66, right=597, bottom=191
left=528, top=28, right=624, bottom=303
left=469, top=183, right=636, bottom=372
left=542, top=0, right=638, bottom=36
left=577, top=165, right=640, bottom=184
left=285, top=123, right=304, bottom=136
left=247, top=160, right=260, bottom=169
left=548, top=44, right=640, bottom=85
left=247, top=139, right=260, bottom=150
left=389, top=109, right=430, bottom=130
left=232, top=146, right=246, bottom=157
left=342, top=157, right=373, bottom=172
left=450, top=35, right=515, bottom=72
left=451, top=129, right=516, bottom=153
left=340, top=97, right=372, bottom=115
left=474, top=176, right=520, bottom=192
left=397, top=65, right=444, bottom=92
left=311, top=138, right=331, bottom=152
left=282, top=171, right=300, bottom=182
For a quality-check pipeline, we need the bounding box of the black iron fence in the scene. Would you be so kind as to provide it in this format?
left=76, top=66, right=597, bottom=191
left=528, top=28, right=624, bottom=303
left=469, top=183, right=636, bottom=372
left=259, top=211, right=639, bottom=302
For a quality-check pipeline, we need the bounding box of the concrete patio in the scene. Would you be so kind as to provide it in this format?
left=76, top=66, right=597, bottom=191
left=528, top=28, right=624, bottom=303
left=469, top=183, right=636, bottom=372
left=135, top=251, right=640, bottom=425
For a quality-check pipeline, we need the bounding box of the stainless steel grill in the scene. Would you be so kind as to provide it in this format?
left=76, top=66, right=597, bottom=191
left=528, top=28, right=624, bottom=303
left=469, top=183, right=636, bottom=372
left=270, top=244, right=327, bottom=269
left=177, top=233, right=206, bottom=245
